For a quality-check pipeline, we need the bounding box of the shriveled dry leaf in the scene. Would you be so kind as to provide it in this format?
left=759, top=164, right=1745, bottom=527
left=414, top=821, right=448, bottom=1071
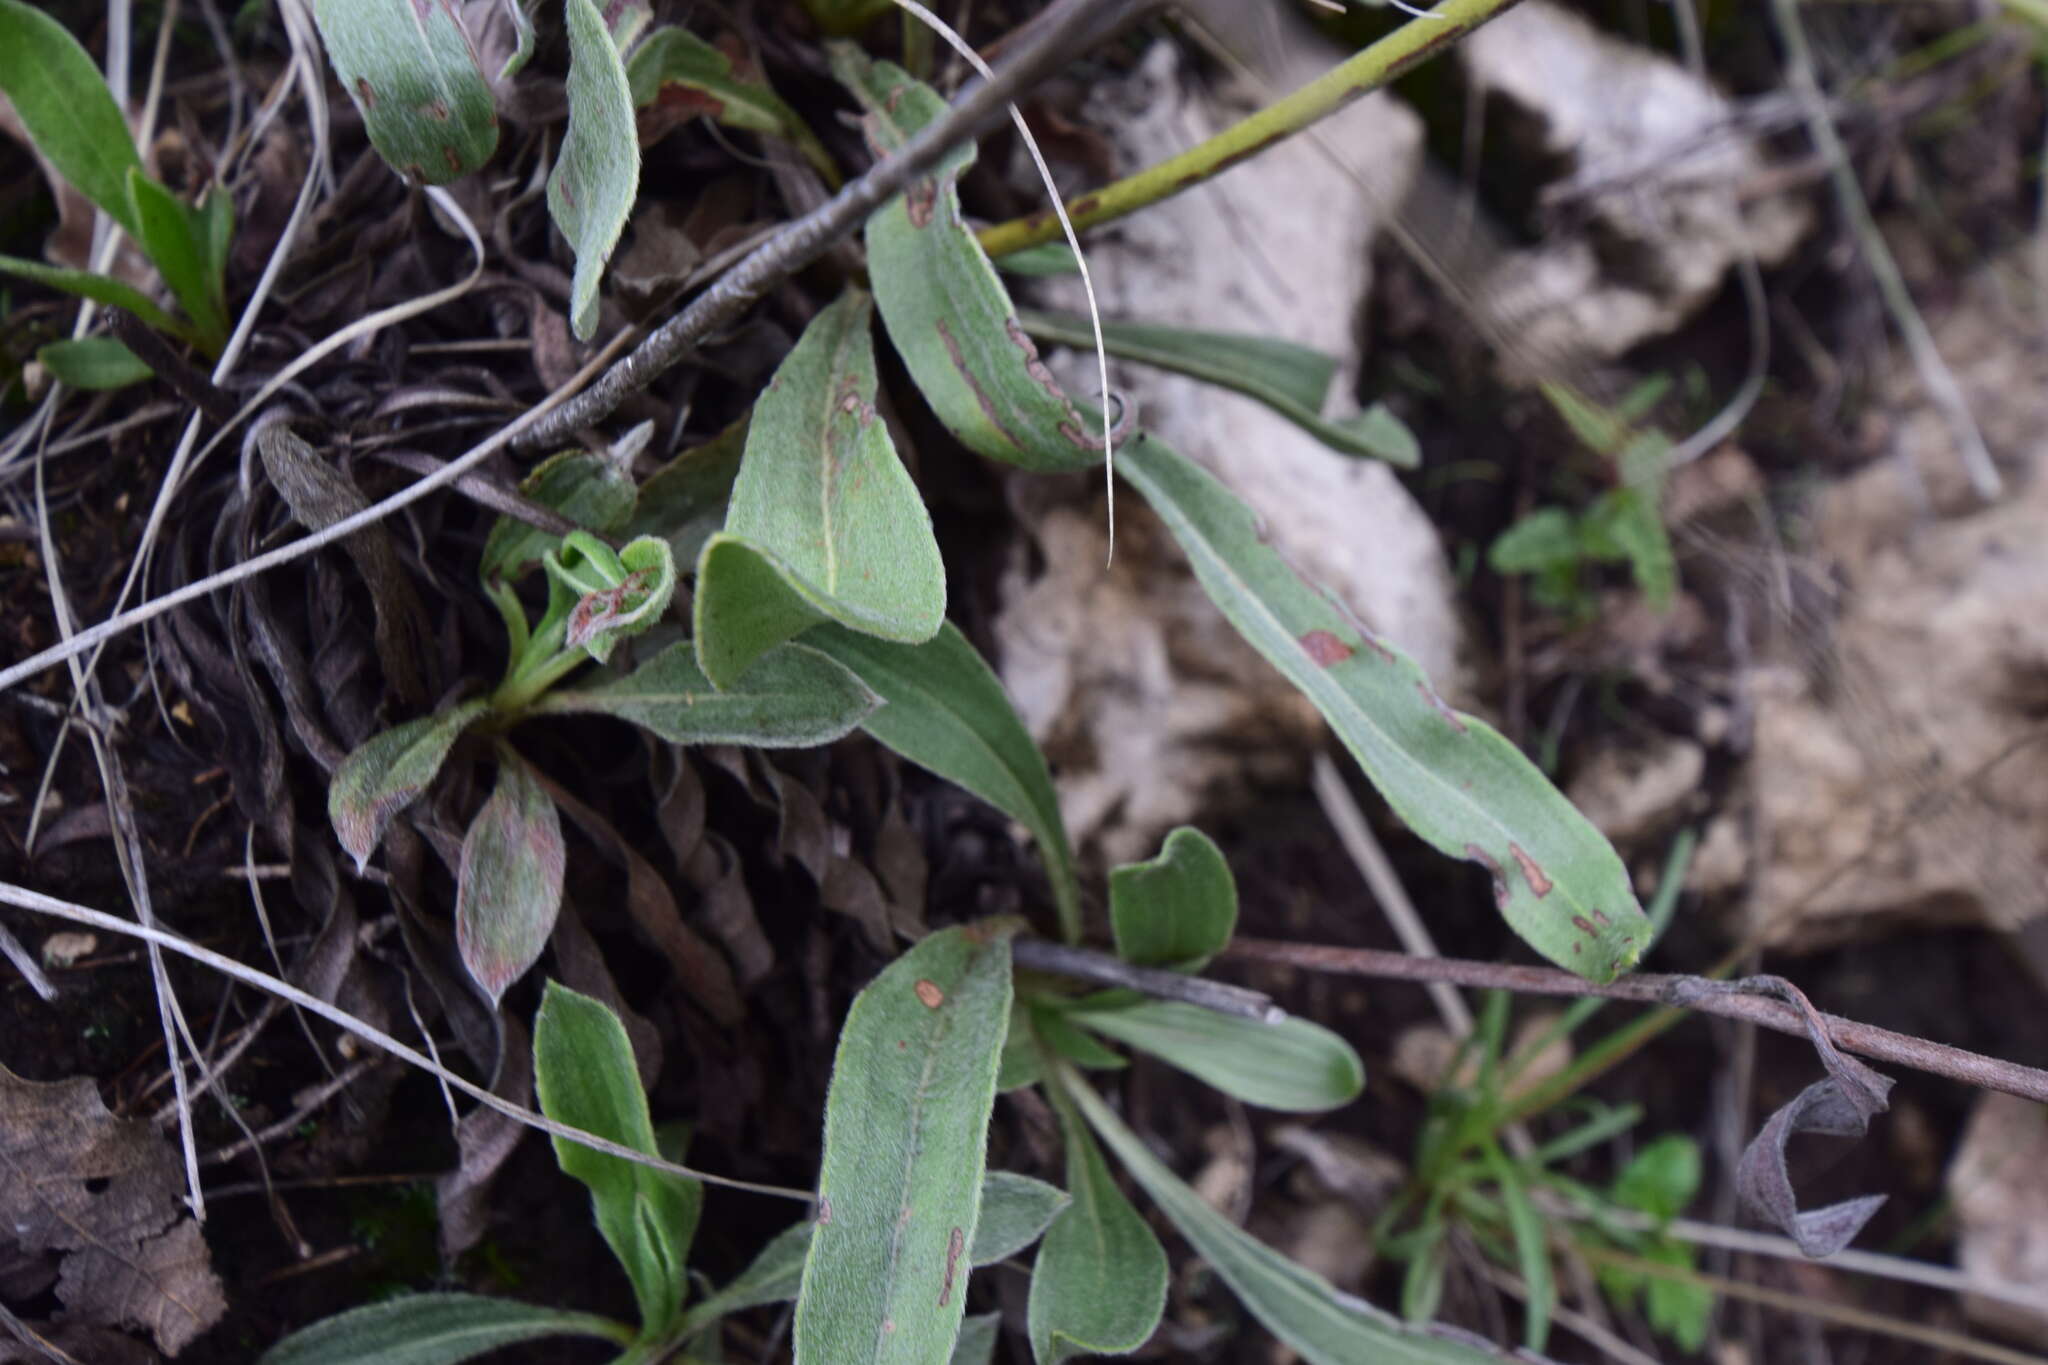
left=0, top=1067, right=225, bottom=1355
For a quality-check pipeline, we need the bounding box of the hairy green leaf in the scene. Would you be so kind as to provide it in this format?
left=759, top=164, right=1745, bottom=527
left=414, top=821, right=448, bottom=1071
left=1026, top=1099, right=1167, bottom=1364
left=311, top=0, right=498, bottom=184
left=455, top=748, right=565, bottom=1005
left=536, top=640, right=880, bottom=747
left=327, top=699, right=488, bottom=871
left=0, top=0, right=144, bottom=238
left=550, top=533, right=676, bottom=662
left=126, top=169, right=226, bottom=351
left=1120, top=436, right=1648, bottom=982
left=1015, top=310, right=1418, bottom=467
left=1028, top=1005, right=1126, bottom=1073
left=0, top=254, right=192, bottom=341
left=1110, top=825, right=1235, bottom=971
left=627, top=26, right=836, bottom=182
left=548, top=0, right=638, bottom=338
left=257, top=1293, right=629, bottom=1365
left=685, top=1220, right=814, bottom=1328
left=970, top=1172, right=1068, bottom=1267
left=796, top=923, right=1016, bottom=1364
left=834, top=49, right=1103, bottom=473
left=1067, top=999, right=1362, bottom=1113
left=950, top=1313, right=1000, bottom=1365
left=36, top=337, right=151, bottom=390
left=624, top=414, right=747, bottom=567
left=805, top=622, right=1081, bottom=941
left=481, top=450, right=637, bottom=586
left=535, top=982, right=701, bottom=1339
left=1060, top=1066, right=1506, bottom=1365
left=694, top=290, right=944, bottom=686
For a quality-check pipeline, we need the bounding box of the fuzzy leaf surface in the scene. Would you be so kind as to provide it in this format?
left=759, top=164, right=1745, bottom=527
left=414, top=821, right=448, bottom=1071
left=481, top=450, right=637, bottom=585
left=627, top=26, right=834, bottom=179
left=0, top=0, right=144, bottom=237
left=327, top=699, right=488, bottom=870
left=1119, top=436, right=1647, bottom=982
left=548, top=0, right=639, bottom=338
left=969, top=1172, right=1068, bottom=1267
left=257, top=1293, right=627, bottom=1365
left=1109, top=825, right=1235, bottom=971
left=795, top=924, right=1015, bottom=1364
left=1026, top=1100, right=1167, bottom=1364
left=125, top=168, right=226, bottom=350
left=537, top=640, right=879, bottom=747
left=311, top=0, right=498, bottom=183
left=0, top=254, right=190, bottom=340
left=455, top=749, right=565, bottom=1005
left=1068, top=999, right=1362, bottom=1113
left=625, top=414, right=747, bottom=567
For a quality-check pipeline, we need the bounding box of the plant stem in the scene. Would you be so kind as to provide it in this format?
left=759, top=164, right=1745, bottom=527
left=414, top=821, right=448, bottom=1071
left=1221, top=938, right=2048, bottom=1106
left=1012, top=938, right=1282, bottom=1019
left=975, top=0, right=1530, bottom=260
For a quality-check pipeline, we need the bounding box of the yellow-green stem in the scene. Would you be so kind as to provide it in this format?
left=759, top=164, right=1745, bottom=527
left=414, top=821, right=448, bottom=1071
left=974, top=0, right=1529, bottom=259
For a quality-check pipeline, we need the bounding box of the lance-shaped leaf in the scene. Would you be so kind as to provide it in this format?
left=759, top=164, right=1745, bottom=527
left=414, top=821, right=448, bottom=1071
left=36, top=337, right=151, bottom=391
left=311, top=0, right=499, bottom=184
left=833, top=48, right=1103, bottom=474
left=549, top=0, right=639, bottom=339
left=328, top=699, right=489, bottom=871
left=1110, top=825, right=1235, bottom=972
left=1065, top=999, right=1362, bottom=1113
left=1016, top=310, right=1419, bottom=468
left=126, top=168, right=227, bottom=352
left=1058, top=1065, right=1507, bottom=1365
left=1027, top=1095, right=1168, bottom=1364
left=534, top=982, right=702, bottom=1340
left=627, top=26, right=837, bottom=183
left=257, top=1293, right=631, bottom=1365
left=0, top=0, right=144, bottom=239
left=536, top=640, right=879, bottom=747
left=1120, top=436, right=1648, bottom=983
left=805, top=622, right=1082, bottom=942
left=795, top=923, right=1016, bottom=1364
left=0, top=255, right=191, bottom=341
left=455, top=748, right=566, bottom=1005
left=694, top=290, right=945, bottom=688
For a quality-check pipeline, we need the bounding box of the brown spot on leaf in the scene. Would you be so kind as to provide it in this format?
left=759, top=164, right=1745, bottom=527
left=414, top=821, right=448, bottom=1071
left=1508, top=843, right=1553, bottom=898
left=914, top=979, right=944, bottom=1009
left=1571, top=915, right=1597, bottom=937
left=906, top=177, right=939, bottom=228
left=655, top=84, right=727, bottom=119
left=1465, top=843, right=1508, bottom=910
left=1300, top=630, right=1353, bottom=667
left=424, top=99, right=451, bottom=121
left=818, top=1197, right=831, bottom=1224
left=443, top=146, right=463, bottom=177
left=1592, top=908, right=1612, bottom=927
left=939, top=1226, right=965, bottom=1305
left=355, top=77, right=376, bottom=109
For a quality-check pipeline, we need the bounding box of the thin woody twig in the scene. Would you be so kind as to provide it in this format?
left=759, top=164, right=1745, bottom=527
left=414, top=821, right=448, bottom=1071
left=1012, top=939, right=1283, bottom=1021
left=1223, top=938, right=2048, bottom=1106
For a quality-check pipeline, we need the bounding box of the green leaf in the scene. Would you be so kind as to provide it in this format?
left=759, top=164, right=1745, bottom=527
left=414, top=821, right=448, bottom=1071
left=549, top=0, right=639, bottom=339
left=795, top=923, right=1017, bottom=1365
left=1109, top=825, right=1235, bottom=971
left=1014, top=310, right=1418, bottom=467
left=536, top=640, right=880, bottom=747
left=626, top=26, right=836, bottom=182
left=1580, top=487, right=1675, bottom=609
left=624, top=414, right=747, bottom=568
left=257, top=1293, right=630, bottom=1365
left=197, top=184, right=235, bottom=294
left=1486, top=1147, right=1552, bottom=1352
left=992, top=242, right=1079, bottom=277
left=310, top=0, right=499, bottom=184
left=1059, top=1066, right=1505, bottom=1365
left=804, top=622, right=1082, bottom=942
left=1119, top=436, right=1649, bottom=983
left=481, top=450, right=637, bottom=586
left=126, top=168, right=227, bottom=352
left=949, top=1314, right=1000, bottom=1365
left=0, top=254, right=192, bottom=341
left=534, top=982, right=702, bottom=1339
left=0, top=0, right=145, bottom=239
left=1487, top=507, right=1579, bottom=576
left=1642, top=1241, right=1711, bottom=1351
left=693, top=289, right=945, bottom=687
left=327, top=699, right=489, bottom=872
left=1026, top=1100, right=1167, bottom=1364
left=834, top=48, right=1103, bottom=474
left=1611, top=1134, right=1700, bottom=1223
left=36, top=337, right=151, bottom=390
left=1027, top=1005, right=1125, bottom=1073
left=551, top=533, right=677, bottom=662
left=455, top=747, right=565, bottom=1005
left=1066, top=999, right=1362, bottom=1113
left=971, top=1172, right=1069, bottom=1267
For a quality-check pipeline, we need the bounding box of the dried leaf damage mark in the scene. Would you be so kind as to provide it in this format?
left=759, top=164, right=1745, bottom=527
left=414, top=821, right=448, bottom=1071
left=914, top=978, right=945, bottom=1009
left=355, top=77, right=376, bottom=109
left=935, top=317, right=1027, bottom=452
left=1300, top=629, right=1354, bottom=667
left=1508, top=843, right=1553, bottom=898
left=817, top=1197, right=831, bottom=1224
left=1571, top=914, right=1597, bottom=938
left=1416, top=682, right=1468, bottom=732
left=906, top=176, right=939, bottom=228
left=1464, top=843, right=1508, bottom=911
left=938, top=1225, right=965, bottom=1306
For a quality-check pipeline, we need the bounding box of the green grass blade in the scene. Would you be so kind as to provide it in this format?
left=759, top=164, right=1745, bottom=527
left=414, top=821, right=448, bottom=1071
left=0, top=254, right=191, bottom=340
left=795, top=923, right=1016, bottom=1364
left=1059, top=1065, right=1507, bottom=1365
left=549, top=0, right=639, bottom=338
left=1015, top=309, right=1419, bottom=467
left=536, top=641, right=881, bottom=747
left=1119, top=436, right=1648, bottom=982
left=311, top=0, right=498, bottom=183
left=1485, top=1145, right=1553, bottom=1351
left=0, top=0, right=144, bottom=239
left=257, top=1293, right=631, bottom=1365
left=694, top=290, right=945, bottom=686
left=1066, top=999, right=1363, bottom=1113
left=804, top=622, right=1082, bottom=942
left=126, top=169, right=227, bottom=352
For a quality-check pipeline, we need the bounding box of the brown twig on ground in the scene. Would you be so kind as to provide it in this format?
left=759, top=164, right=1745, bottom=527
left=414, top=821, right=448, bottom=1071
left=1012, top=938, right=1282, bottom=1020
left=1222, top=938, right=2048, bottom=1105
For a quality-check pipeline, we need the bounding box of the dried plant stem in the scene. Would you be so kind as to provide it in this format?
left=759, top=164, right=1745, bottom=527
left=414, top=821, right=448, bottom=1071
left=512, top=0, right=1139, bottom=453
left=1012, top=939, right=1281, bottom=1020
left=1223, top=938, right=2048, bottom=1106
left=974, top=0, right=1528, bottom=259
